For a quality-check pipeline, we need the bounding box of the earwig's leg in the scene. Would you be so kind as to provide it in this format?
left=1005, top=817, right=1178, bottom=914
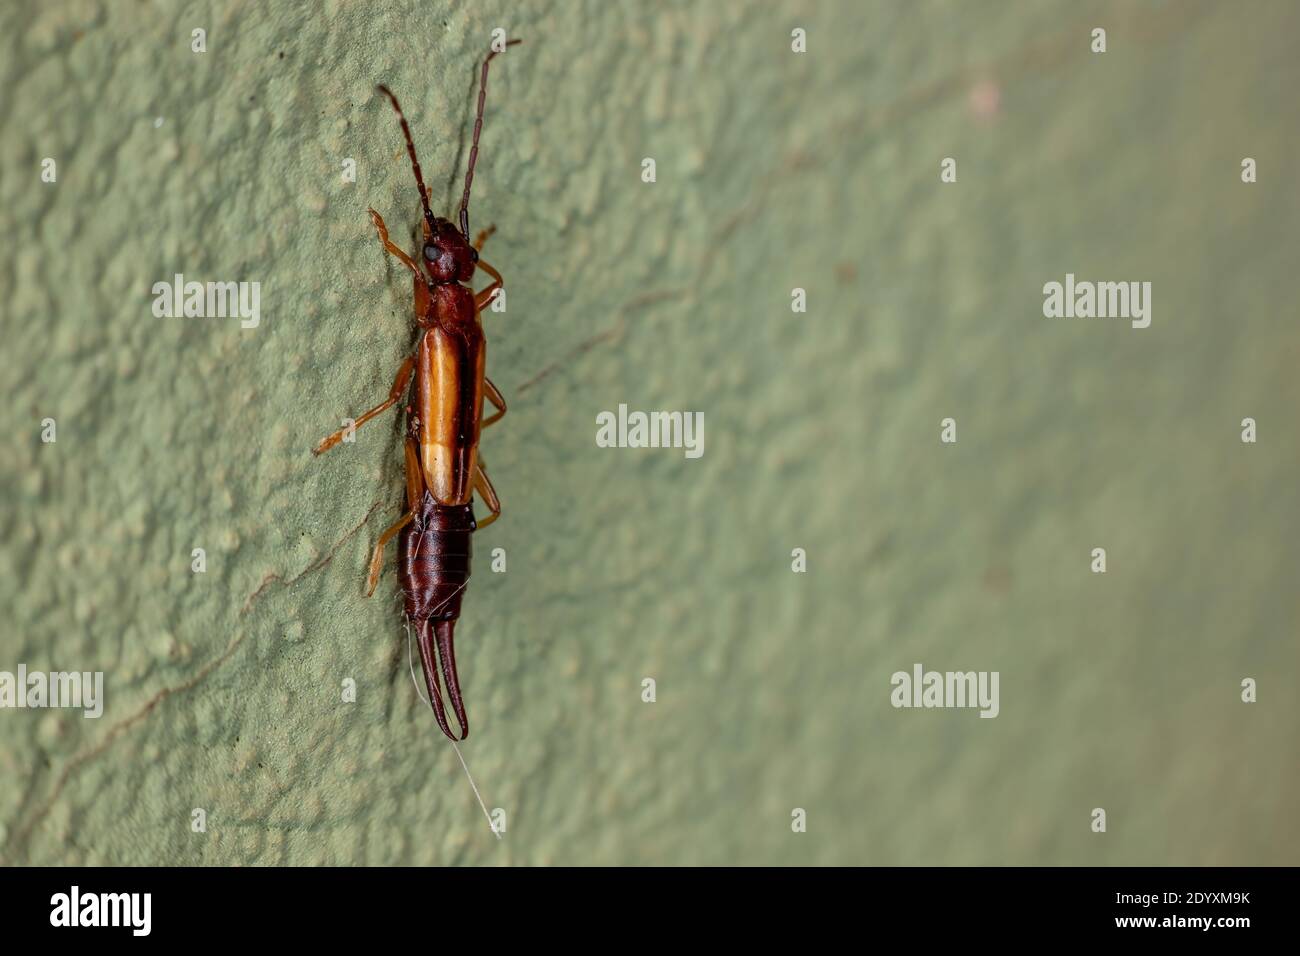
left=368, top=208, right=422, bottom=280
left=473, top=224, right=496, bottom=252
left=474, top=257, right=504, bottom=312
left=482, top=377, right=507, bottom=428
left=473, top=460, right=501, bottom=529
left=312, top=355, right=416, bottom=455
left=365, top=510, right=414, bottom=596
left=403, top=437, right=425, bottom=509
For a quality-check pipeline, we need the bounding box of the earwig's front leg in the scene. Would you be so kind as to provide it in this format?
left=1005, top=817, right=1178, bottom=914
left=366, top=510, right=414, bottom=596
left=368, top=208, right=423, bottom=280
left=473, top=224, right=496, bottom=252
left=473, top=461, right=501, bottom=529
left=474, top=258, right=504, bottom=312
left=313, top=354, right=416, bottom=455
left=482, top=377, right=507, bottom=428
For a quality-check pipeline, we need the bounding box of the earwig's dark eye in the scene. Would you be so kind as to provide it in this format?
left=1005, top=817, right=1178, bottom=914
left=470, top=249, right=479, bottom=262
left=423, top=244, right=439, bottom=261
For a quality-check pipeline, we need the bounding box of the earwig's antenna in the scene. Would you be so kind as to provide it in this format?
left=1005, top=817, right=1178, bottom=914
left=377, top=84, right=438, bottom=240
left=459, top=38, right=522, bottom=241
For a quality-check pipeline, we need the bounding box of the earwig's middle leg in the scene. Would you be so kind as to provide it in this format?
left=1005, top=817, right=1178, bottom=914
left=482, top=377, right=507, bottom=428
left=473, top=461, right=501, bottom=529
left=366, top=510, right=414, bottom=596
left=313, top=354, right=416, bottom=455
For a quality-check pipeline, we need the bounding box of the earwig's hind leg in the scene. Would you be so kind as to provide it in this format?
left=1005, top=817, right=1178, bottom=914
left=473, top=460, right=501, bottom=529
left=313, top=355, right=416, bottom=455
left=368, top=208, right=422, bottom=280
left=403, top=437, right=425, bottom=509
left=473, top=224, right=496, bottom=252
left=415, top=618, right=468, bottom=739
left=482, top=377, right=507, bottom=428
left=366, top=510, right=414, bottom=596
left=474, top=257, right=504, bottom=312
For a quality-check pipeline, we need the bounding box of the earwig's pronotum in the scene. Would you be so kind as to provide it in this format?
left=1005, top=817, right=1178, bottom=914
left=313, top=39, right=520, bottom=740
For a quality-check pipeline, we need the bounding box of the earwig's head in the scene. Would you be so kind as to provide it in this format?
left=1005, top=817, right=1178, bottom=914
left=378, top=39, right=519, bottom=289
left=422, top=216, right=478, bottom=283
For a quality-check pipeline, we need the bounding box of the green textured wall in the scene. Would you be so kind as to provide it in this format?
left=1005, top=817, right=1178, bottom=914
left=1, top=0, right=1297, bottom=865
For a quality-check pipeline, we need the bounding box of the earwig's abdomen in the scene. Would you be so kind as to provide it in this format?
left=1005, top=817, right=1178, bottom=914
left=398, top=493, right=476, bottom=622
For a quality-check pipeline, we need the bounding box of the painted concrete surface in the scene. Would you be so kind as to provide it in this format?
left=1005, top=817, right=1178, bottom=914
left=1, top=1, right=1297, bottom=864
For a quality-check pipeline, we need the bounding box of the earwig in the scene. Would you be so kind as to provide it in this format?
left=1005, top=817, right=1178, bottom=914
left=313, top=39, right=520, bottom=740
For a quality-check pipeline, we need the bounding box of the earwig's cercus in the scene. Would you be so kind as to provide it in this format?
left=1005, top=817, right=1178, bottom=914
left=313, top=39, right=521, bottom=740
